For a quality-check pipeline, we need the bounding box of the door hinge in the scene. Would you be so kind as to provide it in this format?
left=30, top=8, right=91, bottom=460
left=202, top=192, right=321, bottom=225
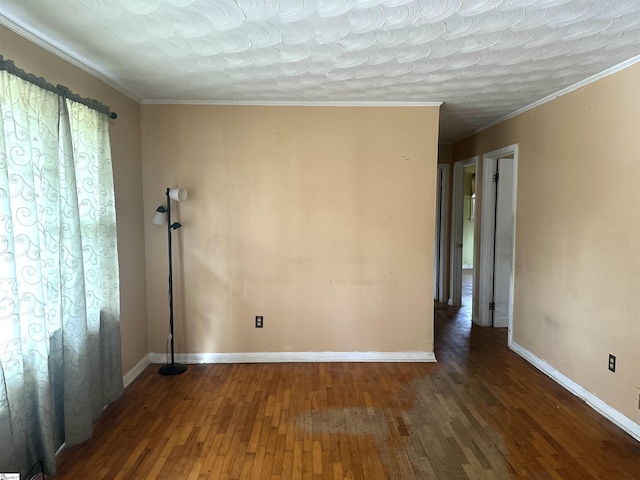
left=489, top=302, right=495, bottom=311
left=493, top=173, right=500, bottom=182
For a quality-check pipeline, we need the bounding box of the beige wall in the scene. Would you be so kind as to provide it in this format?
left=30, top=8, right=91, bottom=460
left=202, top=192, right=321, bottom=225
left=453, top=63, right=640, bottom=423
left=438, top=143, right=452, bottom=165
left=141, top=105, right=439, bottom=355
left=1, top=26, right=148, bottom=374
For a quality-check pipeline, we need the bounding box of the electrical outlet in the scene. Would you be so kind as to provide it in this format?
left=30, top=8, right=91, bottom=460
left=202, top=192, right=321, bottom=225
left=608, top=354, right=616, bottom=372
left=255, top=316, right=263, bottom=328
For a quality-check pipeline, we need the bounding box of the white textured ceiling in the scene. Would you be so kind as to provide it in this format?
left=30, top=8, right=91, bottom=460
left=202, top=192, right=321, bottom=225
left=2, top=1, right=640, bottom=141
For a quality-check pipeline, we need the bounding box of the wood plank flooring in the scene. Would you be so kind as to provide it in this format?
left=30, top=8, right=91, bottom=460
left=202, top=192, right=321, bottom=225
left=55, top=305, right=640, bottom=479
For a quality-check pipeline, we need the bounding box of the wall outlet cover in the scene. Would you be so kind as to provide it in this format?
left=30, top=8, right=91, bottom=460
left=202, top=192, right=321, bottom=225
left=608, top=354, right=616, bottom=372
left=256, top=316, right=263, bottom=328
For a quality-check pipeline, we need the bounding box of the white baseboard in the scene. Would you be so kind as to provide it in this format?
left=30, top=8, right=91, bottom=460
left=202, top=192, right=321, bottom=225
left=55, top=442, right=66, bottom=457
left=123, top=354, right=150, bottom=388
left=148, top=351, right=436, bottom=364
left=510, top=342, right=640, bottom=443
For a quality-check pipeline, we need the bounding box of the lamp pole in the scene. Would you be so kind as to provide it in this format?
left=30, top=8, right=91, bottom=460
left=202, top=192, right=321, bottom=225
left=159, top=187, right=187, bottom=376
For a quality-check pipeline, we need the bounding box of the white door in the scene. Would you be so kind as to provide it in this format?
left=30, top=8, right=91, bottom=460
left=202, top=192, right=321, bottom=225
left=478, top=144, right=518, bottom=335
left=492, top=159, right=516, bottom=328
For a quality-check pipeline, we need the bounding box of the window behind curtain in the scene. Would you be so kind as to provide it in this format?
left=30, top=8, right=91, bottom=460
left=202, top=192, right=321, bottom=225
left=0, top=66, right=123, bottom=476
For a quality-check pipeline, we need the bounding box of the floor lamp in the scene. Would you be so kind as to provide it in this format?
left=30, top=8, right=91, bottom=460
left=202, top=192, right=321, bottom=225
left=152, top=187, right=188, bottom=375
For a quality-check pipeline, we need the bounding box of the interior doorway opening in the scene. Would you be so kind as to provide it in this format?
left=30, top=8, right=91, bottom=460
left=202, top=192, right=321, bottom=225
left=461, top=164, right=476, bottom=314
left=450, top=157, right=478, bottom=315
left=462, top=165, right=476, bottom=270
left=434, top=163, right=450, bottom=303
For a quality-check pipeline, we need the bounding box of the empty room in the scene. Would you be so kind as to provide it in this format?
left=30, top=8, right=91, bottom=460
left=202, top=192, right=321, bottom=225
left=0, top=1, right=639, bottom=479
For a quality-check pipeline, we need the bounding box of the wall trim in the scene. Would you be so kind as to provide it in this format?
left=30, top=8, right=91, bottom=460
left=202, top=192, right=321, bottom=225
left=122, top=354, right=150, bottom=388
left=0, top=14, right=142, bottom=102
left=457, top=52, right=640, bottom=143
left=510, top=342, right=640, bottom=443
left=140, top=99, right=443, bottom=107
left=55, top=442, right=66, bottom=457
left=149, top=351, right=436, bottom=364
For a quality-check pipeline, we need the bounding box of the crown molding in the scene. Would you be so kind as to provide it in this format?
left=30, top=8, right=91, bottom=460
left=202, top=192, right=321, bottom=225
left=0, top=13, right=142, bottom=102
left=455, top=52, right=640, bottom=144
left=140, top=99, right=443, bottom=107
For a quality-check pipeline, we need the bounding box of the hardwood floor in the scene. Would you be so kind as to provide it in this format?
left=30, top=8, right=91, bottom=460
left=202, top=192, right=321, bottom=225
left=55, top=306, right=640, bottom=479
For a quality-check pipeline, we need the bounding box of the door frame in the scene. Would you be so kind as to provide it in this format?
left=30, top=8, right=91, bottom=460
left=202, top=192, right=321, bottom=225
left=449, top=156, right=478, bottom=307
left=478, top=144, right=518, bottom=345
left=434, top=163, right=450, bottom=303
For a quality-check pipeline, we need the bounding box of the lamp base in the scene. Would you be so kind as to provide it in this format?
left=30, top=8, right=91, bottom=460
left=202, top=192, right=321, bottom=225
left=158, top=363, right=188, bottom=376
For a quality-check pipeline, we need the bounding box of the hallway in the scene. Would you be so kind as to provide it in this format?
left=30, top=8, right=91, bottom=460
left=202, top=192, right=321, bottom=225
left=462, top=267, right=473, bottom=308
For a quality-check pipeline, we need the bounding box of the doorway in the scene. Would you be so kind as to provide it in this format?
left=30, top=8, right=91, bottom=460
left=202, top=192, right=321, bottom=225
left=477, top=145, right=518, bottom=343
left=449, top=157, right=478, bottom=312
left=434, top=164, right=449, bottom=303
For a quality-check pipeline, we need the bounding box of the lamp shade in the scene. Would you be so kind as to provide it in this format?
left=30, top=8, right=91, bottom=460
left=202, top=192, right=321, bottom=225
left=169, top=188, right=187, bottom=202
left=152, top=206, right=167, bottom=225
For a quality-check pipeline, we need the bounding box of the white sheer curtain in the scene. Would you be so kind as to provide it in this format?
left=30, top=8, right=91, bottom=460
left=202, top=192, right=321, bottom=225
left=0, top=68, right=123, bottom=475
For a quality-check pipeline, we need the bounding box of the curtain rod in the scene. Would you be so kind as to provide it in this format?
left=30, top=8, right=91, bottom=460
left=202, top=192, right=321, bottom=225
left=0, top=55, right=117, bottom=120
